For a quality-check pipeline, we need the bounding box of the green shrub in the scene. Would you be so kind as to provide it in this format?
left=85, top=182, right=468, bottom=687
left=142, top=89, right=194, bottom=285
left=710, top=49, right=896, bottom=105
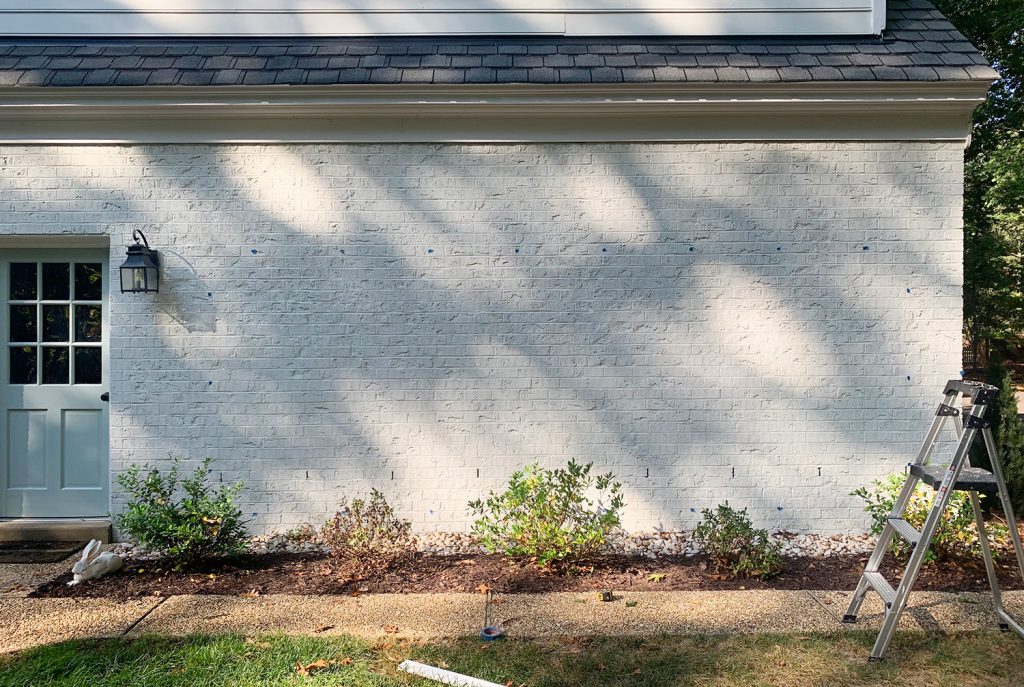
left=991, top=368, right=1024, bottom=514
left=322, top=489, right=413, bottom=565
left=116, top=458, right=248, bottom=568
left=468, top=460, right=625, bottom=569
left=852, top=473, right=1010, bottom=562
left=692, top=504, right=783, bottom=578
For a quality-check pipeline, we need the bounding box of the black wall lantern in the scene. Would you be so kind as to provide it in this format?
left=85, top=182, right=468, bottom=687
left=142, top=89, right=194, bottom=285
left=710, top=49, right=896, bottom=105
left=119, top=230, right=160, bottom=293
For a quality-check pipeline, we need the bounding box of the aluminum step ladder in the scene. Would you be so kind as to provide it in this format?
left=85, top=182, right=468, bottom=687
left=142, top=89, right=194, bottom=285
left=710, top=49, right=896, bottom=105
left=843, top=380, right=1024, bottom=661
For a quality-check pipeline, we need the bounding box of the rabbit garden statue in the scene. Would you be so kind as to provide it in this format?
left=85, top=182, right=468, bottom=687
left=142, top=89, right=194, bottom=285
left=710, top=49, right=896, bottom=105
left=67, top=539, right=122, bottom=586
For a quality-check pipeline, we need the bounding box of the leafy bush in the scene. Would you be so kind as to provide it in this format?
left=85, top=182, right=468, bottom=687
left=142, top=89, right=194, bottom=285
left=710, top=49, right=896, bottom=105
left=692, top=504, right=783, bottom=578
left=852, top=473, right=1010, bottom=562
left=989, top=367, right=1024, bottom=513
left=322, top=489, right=413, bottom=565
left=116, top=458, right=248, bottom=568
left=468, top=460, right=625, bottom=569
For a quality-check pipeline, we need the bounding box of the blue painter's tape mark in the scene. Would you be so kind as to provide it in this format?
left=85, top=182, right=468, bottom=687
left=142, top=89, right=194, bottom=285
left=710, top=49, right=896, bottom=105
left=688, top=246, right=695, bottom=252
left=960, top=369, right=966, bottom=378
left=862, top=246, right=870, bottom=251
left=602, top=247, right=608, bottom=252
left=514, top=248, right=520, bottom=254
left=208, top=381, right=213, bottom=386
left=689, top=507, right=696, bottom=513
left=777, top=506, right=783, bottom=511
left=907, top=376, right=911, bottom=380
left=250, top=249, right=258, bottom=255
left=207, top=292, right=212, bottom=298
left=907, top=288, right=912, bottom=293
left=427, top=248, right=434, bottom=254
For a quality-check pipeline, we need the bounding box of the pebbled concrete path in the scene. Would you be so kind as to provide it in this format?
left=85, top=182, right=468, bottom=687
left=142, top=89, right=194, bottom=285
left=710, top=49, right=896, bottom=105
left=2, top=590, right=1022, bottom=654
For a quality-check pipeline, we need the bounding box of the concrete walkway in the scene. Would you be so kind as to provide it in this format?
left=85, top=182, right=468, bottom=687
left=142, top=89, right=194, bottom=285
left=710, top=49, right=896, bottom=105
left=2, top=589, right=1022, bottom=654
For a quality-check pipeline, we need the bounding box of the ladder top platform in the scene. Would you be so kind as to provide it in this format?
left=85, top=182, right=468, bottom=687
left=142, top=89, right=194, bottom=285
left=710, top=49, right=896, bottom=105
left=909, top=464, right=1000, bottom=494
left=943, top=379, right=999, bottom=404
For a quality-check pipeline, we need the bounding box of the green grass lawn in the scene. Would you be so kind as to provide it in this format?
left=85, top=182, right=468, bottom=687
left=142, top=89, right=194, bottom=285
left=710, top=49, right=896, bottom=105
left=1, top=631, right=1021, bottom=687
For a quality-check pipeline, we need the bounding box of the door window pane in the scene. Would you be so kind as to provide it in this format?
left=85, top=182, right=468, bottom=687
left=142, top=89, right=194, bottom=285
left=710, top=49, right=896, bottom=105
left=75, top=263, right=103, bottom=300
left=42, top=263, right=70, bottom=300
left=9, top=305, right=36, bottom=342
left=42, top=304, right=70, bottom=342
left=74, top=305, right=102, bottom=343
left=74, top=347, right=102, bottom=384
left=41, top=346, right=69, bottom=384
left=10, top=263, right=36, bottom=300
left=10, top=346, right=36, bottom=384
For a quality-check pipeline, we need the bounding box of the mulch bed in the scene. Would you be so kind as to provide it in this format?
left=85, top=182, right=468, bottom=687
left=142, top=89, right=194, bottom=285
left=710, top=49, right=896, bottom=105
left=33, top=551, right=1024, bottom=600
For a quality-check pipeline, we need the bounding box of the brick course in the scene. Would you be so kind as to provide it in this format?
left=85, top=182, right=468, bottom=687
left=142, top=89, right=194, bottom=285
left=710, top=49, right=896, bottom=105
left=0, top=142, right=964, bottom=534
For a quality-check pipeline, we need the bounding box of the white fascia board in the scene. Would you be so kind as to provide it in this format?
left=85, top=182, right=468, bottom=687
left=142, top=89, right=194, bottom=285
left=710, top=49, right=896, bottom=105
left=0, top=1, right=877, bottom=37
left=0, top=82, right=987, bottom=144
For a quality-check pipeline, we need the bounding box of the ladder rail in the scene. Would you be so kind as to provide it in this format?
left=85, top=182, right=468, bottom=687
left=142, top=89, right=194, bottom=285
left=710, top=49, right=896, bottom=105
left=869, top=404, right=986, bottom=661
left=980, top=427, right=1024, bottom=586
left=843, top=391, right=958, bottom=623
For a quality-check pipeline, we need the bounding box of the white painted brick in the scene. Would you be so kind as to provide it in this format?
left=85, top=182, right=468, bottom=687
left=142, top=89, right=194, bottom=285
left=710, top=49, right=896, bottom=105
left=0, top=142, right=964, bottom=535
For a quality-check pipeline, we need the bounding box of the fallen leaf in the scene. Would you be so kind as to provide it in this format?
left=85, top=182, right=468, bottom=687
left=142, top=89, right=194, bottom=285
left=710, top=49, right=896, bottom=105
left=598, top=663, right=607, bottom=671
left=625, top=601, right=638, bottom=608
left=240, top=588, right=260, bottom=598
left=438, top=661, right=450, bottom=669
left=477, top=584, right=491, bottom=594
left=384, top=625, right=399, bottom=634
left=314, top=625, right=335, bottom=634
left=295, top=659, right=336, bottom=677
left=340, top=657, right=353, bottom=666
left=647, top=573, right=666, bottom=582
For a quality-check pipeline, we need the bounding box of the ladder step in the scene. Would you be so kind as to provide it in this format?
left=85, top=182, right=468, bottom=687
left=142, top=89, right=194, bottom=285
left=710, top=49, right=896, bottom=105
left=864, top=572, right=898, bottom=608
left=887, top=517, right=921, bottom=546
left=909, top=464, right=999, bottom=494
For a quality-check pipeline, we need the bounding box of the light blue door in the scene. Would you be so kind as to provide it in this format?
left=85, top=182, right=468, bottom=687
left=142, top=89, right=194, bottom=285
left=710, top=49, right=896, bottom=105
left=1, top=250, right=109, bottom=517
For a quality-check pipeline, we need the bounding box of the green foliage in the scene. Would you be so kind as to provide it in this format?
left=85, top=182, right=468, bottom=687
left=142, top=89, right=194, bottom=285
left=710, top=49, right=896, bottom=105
left=991, top=368, right=1024, bottom=513
left=692, top=504, right=783, bottom=579
left=934, top=1, right=1024, bottom=355
left=852, top=473, right=1009, bottom=562
left=468, top=460, right=625, bottom=569
left=321, top=489, right=413, bottom=565
left=116, top=458, right=248, bottom=568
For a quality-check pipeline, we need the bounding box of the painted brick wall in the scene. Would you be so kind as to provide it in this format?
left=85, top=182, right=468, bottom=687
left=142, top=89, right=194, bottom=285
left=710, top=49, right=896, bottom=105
left=0, top=142, right=964, bottom=534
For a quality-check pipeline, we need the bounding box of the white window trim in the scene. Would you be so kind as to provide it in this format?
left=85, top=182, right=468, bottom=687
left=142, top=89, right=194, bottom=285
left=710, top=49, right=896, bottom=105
left=0, top=1, right=882, bottom=37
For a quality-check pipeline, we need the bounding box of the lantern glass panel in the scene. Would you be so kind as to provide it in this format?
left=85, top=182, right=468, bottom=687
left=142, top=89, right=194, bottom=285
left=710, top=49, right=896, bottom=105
left=145, top=266, right=159, bottom=292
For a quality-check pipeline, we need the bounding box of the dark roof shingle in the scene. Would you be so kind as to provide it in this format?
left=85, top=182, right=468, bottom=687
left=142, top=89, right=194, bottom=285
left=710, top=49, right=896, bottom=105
left=0, top=0, right=996, bottom=87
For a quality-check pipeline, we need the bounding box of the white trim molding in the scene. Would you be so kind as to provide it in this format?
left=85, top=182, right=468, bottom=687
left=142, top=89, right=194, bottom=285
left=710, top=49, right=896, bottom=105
left=0, top=1, right=881, bottom=37
left=0, top=82, right=988, bottom=144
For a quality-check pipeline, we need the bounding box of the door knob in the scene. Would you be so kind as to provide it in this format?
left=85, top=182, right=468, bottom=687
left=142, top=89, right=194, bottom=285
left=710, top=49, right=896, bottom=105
left=100, top=392, right=109, bottom=402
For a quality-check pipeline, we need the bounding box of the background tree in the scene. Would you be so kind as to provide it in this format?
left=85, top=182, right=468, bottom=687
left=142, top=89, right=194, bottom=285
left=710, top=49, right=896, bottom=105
left=935, top=0, right=1024, bottom=361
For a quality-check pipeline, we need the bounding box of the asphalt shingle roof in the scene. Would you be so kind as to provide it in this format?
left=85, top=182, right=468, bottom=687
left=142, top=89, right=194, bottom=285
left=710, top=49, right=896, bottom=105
left=0, top=0, right=996, bottom=87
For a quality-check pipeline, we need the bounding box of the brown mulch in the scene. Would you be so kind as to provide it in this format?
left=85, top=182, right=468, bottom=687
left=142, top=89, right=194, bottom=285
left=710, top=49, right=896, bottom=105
left=32, top=551, right=1024, bottom=600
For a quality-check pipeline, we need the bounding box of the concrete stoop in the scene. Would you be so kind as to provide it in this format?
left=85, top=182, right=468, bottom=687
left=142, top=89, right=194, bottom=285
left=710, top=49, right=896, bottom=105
left=0, top=519, right=111, bottom=543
